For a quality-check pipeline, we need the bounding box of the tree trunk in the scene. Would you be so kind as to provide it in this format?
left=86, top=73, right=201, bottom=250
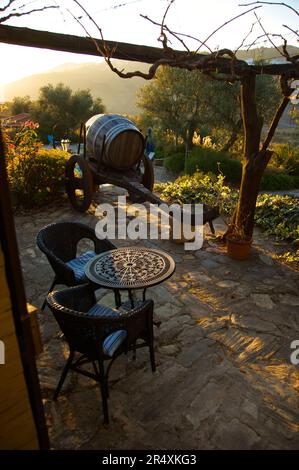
left=187, top=123, right=195, bottom=149
left=221, top=131, right=238, bottom=152
left=175, top=130, right=179, bottom=150
left=221, top=119, right=242, bottom=152
left=224, top=76, right=291, bottom=242
left=233, top=150, right=272, bottom=239
left=225, top=74, right=267, bottom=240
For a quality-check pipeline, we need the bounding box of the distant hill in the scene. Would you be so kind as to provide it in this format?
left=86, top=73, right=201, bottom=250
left=4, top=45, right=299, bottom=116
left=236, top=44, right=299, bottom=62
left=4, top=60, right=151, bottom=115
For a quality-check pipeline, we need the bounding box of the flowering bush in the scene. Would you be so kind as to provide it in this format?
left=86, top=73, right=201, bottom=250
left=5, top=122, right=68, bottom=207
left=7, top=148, right=68, bottom=207
left=10, top=120, right=41, bottom=158
left=202, top=136, right=216, bottom=148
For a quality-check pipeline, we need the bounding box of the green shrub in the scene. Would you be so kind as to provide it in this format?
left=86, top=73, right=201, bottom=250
left=186, top=147, right=242, bottom=183
left=164, top=152, right=185, bottom=173
left=163, top=145, right=299, bottom=190
left=156, top=173, right=299, bottom=243
left=270, top=143, right=299, bottom=177
left=155, top=142, right=185, bottom=159
left=255, top=194, right=299, bottom=242
left=7, top=148, right=68, bottom=206
left=277, top=250, right=299, bottom=268
left=260, top=172, right=299, bottom=190
left=155, top=172, right=238, bottom=216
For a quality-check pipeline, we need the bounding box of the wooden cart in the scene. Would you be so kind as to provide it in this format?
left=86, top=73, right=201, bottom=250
left=65, top=115, right=219, bottom=232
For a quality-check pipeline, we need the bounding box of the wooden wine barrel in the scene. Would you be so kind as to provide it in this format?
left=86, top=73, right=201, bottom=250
left=85, top=114, right=144, bottom=170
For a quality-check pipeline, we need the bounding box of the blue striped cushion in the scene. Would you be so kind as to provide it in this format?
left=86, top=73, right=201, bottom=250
left=87, top=303, right=127, bottom=357
left=88, top=303, right=119, bottom=318
left=103, top=330, right=127, bottom=357
left=66, top=250, right=96, bottom=282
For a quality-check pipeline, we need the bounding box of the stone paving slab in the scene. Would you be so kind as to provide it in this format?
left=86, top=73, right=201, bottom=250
left=14, top=180, right=299, bottom=450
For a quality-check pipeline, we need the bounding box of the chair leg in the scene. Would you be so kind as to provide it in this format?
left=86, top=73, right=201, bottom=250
left=93, top=361, right=109, bottom=399
left=98, top=360, right=109, bottom=424
left=148, top=315, right=156, bottom=372
left=113, top=289, right=121, bottom=308
left=41, top=277, right=57, bottom=311
left=104, top=380, right=109, bottom=399
left=41, top=297, right=48, bottom=311
left=53, top=351, right=74, bottom=400
left=132, top=341, right=137, bottom=361
left=149, top=342, right=156, bottom=373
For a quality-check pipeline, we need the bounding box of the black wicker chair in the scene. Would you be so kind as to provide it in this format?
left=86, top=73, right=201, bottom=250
left=46, top=284, right=156, bottom=424
left=37, top=221, right=116, bottom=310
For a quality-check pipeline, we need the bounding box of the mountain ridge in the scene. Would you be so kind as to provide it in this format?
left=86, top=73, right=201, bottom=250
left=4, top=60, right=150, bottom=115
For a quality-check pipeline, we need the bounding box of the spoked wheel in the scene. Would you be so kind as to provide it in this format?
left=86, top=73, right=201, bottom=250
left=141, top=153, right=154, bottom=192
left=65, top=154, right=93, bottom=212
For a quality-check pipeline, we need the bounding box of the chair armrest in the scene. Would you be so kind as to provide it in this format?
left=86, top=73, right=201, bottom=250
left=121, top=299, right=154, bottom=320
left=47, top=284, right=96, bottom=312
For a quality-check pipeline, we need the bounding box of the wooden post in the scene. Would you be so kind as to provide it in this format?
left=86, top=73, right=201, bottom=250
left=26, top=304, right=43, bottom=357
left=0, top=127, right=49, bottom=449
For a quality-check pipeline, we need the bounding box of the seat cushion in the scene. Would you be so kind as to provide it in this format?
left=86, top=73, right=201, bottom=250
left=87, top=303, right=127, bottom=357
left=66, top=250, right=96, bottom=282
left=103, top=330, right=127, bottom=357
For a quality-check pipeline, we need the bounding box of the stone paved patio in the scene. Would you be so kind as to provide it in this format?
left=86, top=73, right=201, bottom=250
left=14, top=170, right=299, bottom=450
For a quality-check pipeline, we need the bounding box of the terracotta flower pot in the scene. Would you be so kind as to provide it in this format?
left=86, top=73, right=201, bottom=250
left=226, top=236, right=252, bottom=260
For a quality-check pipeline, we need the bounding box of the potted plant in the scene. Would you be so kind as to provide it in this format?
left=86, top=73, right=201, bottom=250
left=226, top=225, right=252, bottom=260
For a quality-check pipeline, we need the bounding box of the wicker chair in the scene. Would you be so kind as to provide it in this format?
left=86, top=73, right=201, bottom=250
left=36, top=221, right=116, bottom=310
left=46, top=284, right=156, bottom=424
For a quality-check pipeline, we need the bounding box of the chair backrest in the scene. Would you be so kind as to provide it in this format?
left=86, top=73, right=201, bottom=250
left=37, top=222, right=117, bottom=286
left=55, top=308, right=100, bottom=357
left=37, top=222, right=91, bottom=262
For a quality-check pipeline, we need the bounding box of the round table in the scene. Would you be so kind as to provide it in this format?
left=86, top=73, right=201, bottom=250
left=85, top=246, right=176, bottom=307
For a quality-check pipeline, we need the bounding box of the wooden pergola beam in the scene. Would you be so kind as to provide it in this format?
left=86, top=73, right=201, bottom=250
left=0, top=24, right=298, bottom=78
left=0, top=24, right=186, bottom=64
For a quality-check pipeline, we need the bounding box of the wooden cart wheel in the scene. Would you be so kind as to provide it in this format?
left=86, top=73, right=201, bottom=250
left=141, top=153, right=154, bottom=192
left=65, top=154, right=93, bottom=212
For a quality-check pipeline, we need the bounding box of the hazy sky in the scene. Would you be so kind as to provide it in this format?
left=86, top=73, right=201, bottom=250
left=0, top=0, right=298, bottom=100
